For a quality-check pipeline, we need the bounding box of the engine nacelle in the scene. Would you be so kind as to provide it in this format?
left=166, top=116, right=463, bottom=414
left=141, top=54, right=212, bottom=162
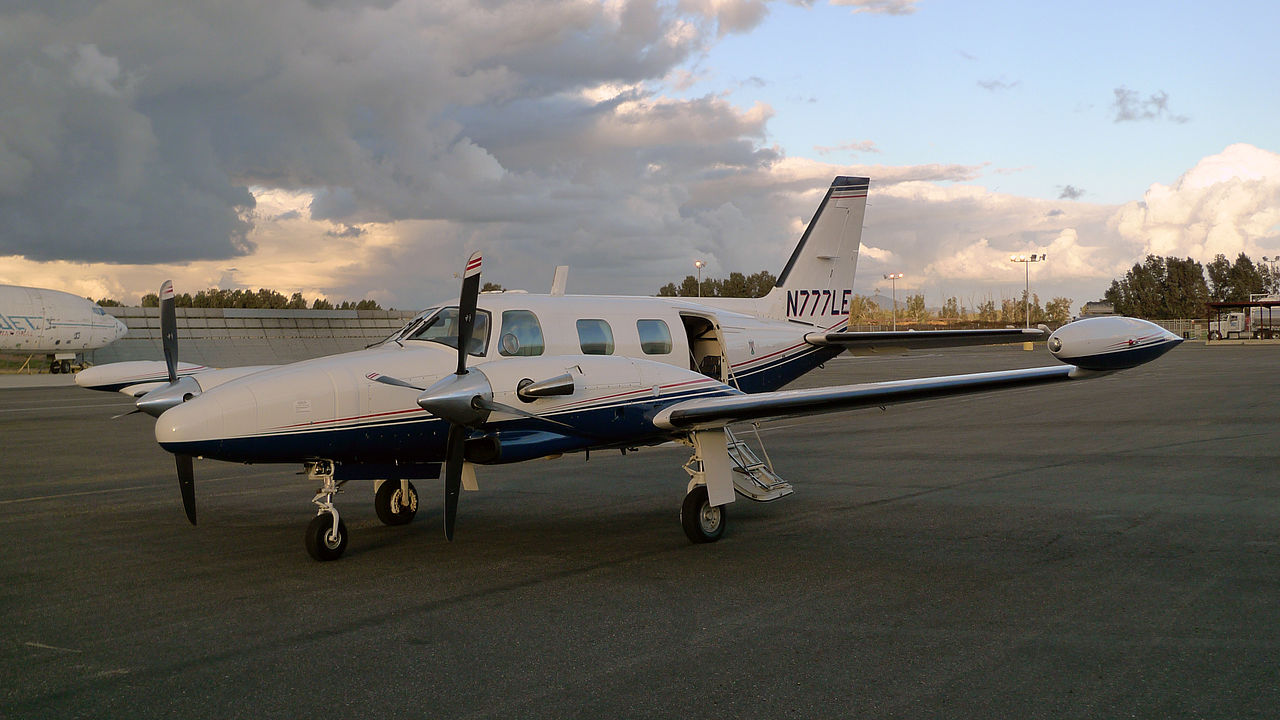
left=1048, top=316, right=1182, bottom=371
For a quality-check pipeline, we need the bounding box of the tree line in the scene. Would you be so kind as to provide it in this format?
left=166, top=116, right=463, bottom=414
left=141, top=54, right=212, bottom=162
left=657, top=271, right=777, bottom=299
left=656, top=271, right=1072, bottom=326
left=94, top=287, right=385, bottom=310
left=1104, top=252, right=1276, bottom=318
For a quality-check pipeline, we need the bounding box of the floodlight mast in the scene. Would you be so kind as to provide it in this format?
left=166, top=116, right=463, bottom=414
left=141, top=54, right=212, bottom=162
left=1009, top=254, right=1046, bottom=328
left=883, top=272, right=904, bottom=330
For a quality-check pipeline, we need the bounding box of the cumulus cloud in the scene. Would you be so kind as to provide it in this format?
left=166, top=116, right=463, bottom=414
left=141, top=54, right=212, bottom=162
left=1112, top=143, right=1280, bottom=260
left=1111, top=87, right=1189, bottom=123
left=0, top=0, right=783, bottom=267
left=865, top=181, right=1122, bottom=297
left=4, top=3, right=1277, bottom=312
left=903, top=144, right=1280, bottom=303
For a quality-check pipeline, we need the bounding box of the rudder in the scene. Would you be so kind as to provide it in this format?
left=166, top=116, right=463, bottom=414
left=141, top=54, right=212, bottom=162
left=763, top=176, right=868, bottom=324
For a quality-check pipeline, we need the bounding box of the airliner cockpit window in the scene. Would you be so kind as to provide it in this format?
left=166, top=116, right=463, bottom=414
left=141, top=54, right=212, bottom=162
left=403, top=306, right=491, bottom=356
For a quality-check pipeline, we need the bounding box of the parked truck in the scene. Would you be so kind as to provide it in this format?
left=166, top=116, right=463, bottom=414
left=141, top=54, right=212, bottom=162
left=1208, top=293, right=1280, bottom=340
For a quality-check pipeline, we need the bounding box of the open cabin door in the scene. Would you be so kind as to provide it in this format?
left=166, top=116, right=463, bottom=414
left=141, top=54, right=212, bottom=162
left=679, top=312, right=728, bottom=383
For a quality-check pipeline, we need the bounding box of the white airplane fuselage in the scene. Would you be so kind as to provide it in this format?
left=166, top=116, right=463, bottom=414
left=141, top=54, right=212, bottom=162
left=0, top=284, right=127, bottom=356
left=155, top=292, right=846, bottom=466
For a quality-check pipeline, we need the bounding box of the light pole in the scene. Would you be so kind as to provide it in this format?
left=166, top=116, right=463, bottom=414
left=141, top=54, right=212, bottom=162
left=1009, top=253, right=1046, bottom=328
left=883, top=272, right=903, bottom=330
left=694, top=259, right=706, bottom=298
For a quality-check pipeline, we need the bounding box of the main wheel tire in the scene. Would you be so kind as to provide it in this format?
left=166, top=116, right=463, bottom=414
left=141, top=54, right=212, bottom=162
left=374, top=480, right=418, bottom=526
left=680, top=486, right=725, bottom=544
left=60, top=360, right=72, bottom=373
left=305, top=514, right=349, bottom=561
left=49, top=360, right=61, bottom=374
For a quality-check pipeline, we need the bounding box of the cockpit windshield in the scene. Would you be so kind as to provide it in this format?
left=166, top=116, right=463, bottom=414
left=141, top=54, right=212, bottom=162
left=397, top=306, right=490, bottom=356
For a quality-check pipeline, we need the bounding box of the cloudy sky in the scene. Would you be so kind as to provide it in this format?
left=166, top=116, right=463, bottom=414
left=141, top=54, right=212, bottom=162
left=1, top=0, right=1277, bottom=310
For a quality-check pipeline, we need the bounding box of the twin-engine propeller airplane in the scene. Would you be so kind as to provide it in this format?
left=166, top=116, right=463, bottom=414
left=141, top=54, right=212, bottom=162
left=77, top=177, right=1183, bottom=560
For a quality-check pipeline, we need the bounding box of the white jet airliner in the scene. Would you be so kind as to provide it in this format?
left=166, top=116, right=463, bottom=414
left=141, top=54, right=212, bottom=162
left=1, top=284, right=128, bottom=373
left=77, top=177, right=1183, bottom=560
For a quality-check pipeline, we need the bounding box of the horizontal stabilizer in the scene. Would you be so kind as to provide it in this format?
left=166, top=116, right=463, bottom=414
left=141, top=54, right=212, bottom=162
left=806, top=327, right=1046, bottom=350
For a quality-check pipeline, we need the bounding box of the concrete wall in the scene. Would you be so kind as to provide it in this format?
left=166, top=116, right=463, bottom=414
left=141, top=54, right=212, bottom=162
left=93, top=307, right=420, bottom=366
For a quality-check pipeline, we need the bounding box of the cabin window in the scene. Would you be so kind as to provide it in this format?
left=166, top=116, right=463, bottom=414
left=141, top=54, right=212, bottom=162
left=405, top=306, right=490, bottom=356
left=637, top=319, right=672, bottom=355
left=499, top=310, right=545, bottom=356
left=576, top=319, right=614, bottom=355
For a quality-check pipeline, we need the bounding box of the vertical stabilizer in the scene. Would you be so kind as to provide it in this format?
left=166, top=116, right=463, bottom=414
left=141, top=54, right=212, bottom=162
left=762, top=176, right=868, bottom=324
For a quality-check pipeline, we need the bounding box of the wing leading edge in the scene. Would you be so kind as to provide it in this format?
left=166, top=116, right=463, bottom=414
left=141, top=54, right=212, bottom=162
left=653, top=365, right=1076, bottom=431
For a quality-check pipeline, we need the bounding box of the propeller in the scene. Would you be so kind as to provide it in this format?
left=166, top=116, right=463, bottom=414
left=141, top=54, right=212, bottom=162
left=176, top=452, right=197, bottom=525
left=145, top=280, right=199, bottom=524
left=371, top=251, right=595, bottom=538
left=428, top=251, right=485, bottom=540
left=160, top=280, right=178, bottom=384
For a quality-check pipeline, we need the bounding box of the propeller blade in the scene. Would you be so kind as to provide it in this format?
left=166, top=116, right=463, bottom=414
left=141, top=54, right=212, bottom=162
left=454, top=251, right=483, bottom=376
left=472, top=396, right=578, bottom=431
left=111, top=408, right=145, bottom=420
left=175, top=453, right=197, bottom=525
left=159, top=280, right=178, bottom=384
left=366, top=372, right=427, bottom=392
left=443, top=424, right=465, bottom=541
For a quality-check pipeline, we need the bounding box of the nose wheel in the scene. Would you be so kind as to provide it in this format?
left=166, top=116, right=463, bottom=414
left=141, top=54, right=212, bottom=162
left=305, top=460, right=349, bottom=561
left=305, top=514, right=348, bottom=561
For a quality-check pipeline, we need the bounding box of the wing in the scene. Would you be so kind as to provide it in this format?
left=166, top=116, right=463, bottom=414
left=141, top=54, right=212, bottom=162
left=804, top=327, right=1047, bottom=351
left=653, top=365, right=1079, bottom=431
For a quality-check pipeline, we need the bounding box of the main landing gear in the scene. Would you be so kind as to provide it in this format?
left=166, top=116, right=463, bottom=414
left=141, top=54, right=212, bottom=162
left=680, top=485, right=724, bottom=543
left=677, top=427, right=794, bottom=544
left=374, top=479, right=419, bottom=526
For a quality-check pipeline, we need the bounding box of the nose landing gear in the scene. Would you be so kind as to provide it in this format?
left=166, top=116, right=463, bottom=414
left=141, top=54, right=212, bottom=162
left=305, top=460, right=349, bottom=561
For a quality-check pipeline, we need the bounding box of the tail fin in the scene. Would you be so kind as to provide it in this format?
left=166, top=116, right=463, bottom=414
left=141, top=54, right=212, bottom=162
left=762, top=176, right=868, bottom=324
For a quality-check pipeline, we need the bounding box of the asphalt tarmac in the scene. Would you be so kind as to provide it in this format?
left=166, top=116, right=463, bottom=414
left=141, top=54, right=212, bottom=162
left=1, top=343, right=1276, bottom=719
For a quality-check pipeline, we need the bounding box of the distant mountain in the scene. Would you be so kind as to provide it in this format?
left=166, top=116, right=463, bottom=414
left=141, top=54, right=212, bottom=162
left=867, top=293, right=899, bottom=310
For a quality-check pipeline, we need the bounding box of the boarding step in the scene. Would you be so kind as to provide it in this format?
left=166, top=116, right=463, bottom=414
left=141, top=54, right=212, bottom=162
left=725, top=428, right=793, bottom=502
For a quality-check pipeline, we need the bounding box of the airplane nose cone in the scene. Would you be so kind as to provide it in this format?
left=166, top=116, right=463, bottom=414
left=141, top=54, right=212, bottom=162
left=156, top=397, right=212, bottom=448
left=115, top=318, right=128, bottom=339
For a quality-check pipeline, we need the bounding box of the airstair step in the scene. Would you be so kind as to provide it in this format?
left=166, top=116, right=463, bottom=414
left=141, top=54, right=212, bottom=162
left=724, top=428, right=793, bottom=503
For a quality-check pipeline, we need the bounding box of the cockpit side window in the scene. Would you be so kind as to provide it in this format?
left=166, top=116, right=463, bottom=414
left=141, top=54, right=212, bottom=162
left=498, top=310, right=545, bottom=356
left=404, top=306, right=490, bottom=356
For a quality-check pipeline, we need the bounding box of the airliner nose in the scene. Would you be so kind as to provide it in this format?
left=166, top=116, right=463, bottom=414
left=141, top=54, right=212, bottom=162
left=114, top=317, right=128, bottom=339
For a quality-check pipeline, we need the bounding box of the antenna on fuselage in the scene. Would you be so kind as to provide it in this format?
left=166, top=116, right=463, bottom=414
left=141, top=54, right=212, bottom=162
left=550, top=266, right=569, bottom=296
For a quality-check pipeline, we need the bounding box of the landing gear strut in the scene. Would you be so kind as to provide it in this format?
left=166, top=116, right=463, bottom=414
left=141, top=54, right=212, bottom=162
left=305, top=460, right=349, bottom=561
left=679, top=433, right=731, bottom=544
